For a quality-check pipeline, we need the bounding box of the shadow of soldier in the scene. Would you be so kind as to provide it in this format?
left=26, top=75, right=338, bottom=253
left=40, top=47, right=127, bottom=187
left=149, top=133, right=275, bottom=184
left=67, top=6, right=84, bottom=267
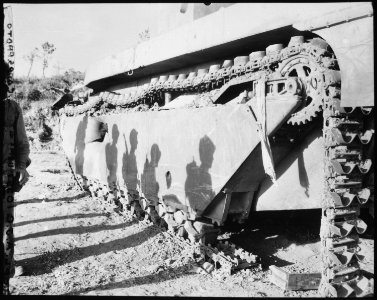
left=185, top=135, right=216, bottom=213
left=15, top=219, right=138, bottom=242
left=17, top=225, right=159, bottom=276
left=122, top=129, right=139, bottom=195
left=64, top=264, right=192, bottom=295
left=141, top=144, right=161, bottom=200
left=14, top=212, right=106, bottom=227
left=14, top=192, right=87, bottom=207
left=74, top=115, right=88, bottom=175
left=106, top=124, right=119, bottom=189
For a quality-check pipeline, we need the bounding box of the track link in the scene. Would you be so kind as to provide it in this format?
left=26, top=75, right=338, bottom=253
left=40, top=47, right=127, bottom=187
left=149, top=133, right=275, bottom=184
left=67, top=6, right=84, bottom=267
left=320, top=94, right=374, bottom=297
left=76, top=177, right=260, bottom=278
left=59, top=36, right=374, bottom=297
left=60, top=37, right=335, bottom=127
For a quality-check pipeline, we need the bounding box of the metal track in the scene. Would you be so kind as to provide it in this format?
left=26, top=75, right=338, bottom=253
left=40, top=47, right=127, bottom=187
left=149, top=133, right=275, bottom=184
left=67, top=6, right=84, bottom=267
left=59, top=36, right=374, bottom=296
left=59, top=37, right=336, bottom=126
left=71, top=176, right=260, bottom=278
left=319, top=95, right=374, bottom=297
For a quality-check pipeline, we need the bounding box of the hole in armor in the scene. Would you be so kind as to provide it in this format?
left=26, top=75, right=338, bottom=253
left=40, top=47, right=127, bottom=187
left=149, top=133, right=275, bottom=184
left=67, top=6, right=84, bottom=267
left=277, top=83, right=285, bottom=93
left=267, top=84, right=273, bottom=94
left=289, top=69, right=297, bottom=77
left=304, top=66, right=311, bottom=76
left=166, top=171, right=172, bottom=188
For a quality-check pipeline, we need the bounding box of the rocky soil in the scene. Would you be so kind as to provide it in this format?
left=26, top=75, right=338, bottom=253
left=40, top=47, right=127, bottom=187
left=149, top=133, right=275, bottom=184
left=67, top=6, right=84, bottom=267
left=9, top=150, right=374, bottom=296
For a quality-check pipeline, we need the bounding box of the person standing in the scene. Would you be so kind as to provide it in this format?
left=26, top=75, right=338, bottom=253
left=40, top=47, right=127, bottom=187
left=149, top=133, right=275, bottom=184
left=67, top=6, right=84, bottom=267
left=1, top=61, right=31, bottom=295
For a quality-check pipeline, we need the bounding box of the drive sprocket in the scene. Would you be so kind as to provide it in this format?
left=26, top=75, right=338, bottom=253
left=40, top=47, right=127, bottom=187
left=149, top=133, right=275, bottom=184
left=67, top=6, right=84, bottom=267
left=278, top=39, right=336, bottom=125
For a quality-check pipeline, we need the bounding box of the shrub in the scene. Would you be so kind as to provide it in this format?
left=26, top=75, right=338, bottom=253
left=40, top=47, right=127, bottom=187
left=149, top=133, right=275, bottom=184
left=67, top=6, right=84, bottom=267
left=13, top=68, right=85, bottom=114
left=27, top=76, right=39, bottom=85
left=63, top=69, right=84, bottom=86
left=27, top=88, right=42, bottom=102
left=19, top=98, right=31, bottom=111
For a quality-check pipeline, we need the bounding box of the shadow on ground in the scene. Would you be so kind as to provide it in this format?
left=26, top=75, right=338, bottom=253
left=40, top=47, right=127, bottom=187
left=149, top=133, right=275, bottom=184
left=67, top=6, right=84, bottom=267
left=14, top=212, right=107, bottom=227
left=17, top=225, right=159, bottom=276
left=15, top=219, right=138, bottom=242
left=14, top=192, right=88, bottom=206
left=65, top=264, right=191, bottom=295
left=225, top=209, right=321, bottom=269
left=40, top=168, right=69, bottom=174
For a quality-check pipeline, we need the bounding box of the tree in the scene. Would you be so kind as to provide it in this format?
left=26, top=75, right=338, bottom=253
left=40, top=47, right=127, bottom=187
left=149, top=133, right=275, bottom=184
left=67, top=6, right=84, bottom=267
left=23, top=47, right=40, bottom=80
left=62, top=68, right=85, bottom=87
left=41, top=42, right=56, bottom=78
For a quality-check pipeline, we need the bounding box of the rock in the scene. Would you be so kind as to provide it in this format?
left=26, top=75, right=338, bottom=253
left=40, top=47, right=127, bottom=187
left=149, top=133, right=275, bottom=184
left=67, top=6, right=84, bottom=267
left=165, top=259, right=175, bottom=266
left=201, top=262, right=214, bottom=274
left=187, top=264, right=201, bottom=274
left=14, top=266, right=25, bottom=277
left=146, top=264, right=159, bottom=273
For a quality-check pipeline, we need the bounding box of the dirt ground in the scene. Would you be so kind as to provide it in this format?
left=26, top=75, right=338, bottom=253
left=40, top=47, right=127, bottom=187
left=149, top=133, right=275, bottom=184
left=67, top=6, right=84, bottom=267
left=9, top=150, right=374, bottom=296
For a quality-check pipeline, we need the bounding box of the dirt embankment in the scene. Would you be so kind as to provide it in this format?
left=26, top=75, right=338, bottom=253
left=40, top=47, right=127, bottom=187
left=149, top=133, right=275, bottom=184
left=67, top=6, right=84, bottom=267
left=9, top=150, right=374, bottom=296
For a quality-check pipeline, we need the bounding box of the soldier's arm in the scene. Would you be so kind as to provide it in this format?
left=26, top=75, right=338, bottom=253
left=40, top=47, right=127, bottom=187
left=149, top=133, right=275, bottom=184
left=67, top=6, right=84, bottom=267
left=15, top=104, right=31, bottom=170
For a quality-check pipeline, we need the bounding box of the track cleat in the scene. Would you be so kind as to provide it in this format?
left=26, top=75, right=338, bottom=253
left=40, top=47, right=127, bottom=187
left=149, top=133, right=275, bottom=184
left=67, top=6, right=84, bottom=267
left=328, top=221, right=354, bottom=237
left=330, top=191, right=354, bottom=207
left=330, top=128, right=358, bottom=144
left=328, top=146, right=361, bottom=159
left=358, top=129, right=374, bottom=144
left=327, top=250, right=358, bottom=267
left=245, top=51, right=265, bottom=72
left=328, top=266, right=360, bottom=283
left=325, top=235, right=359, bottom=252
left=330, top=160, right=356, bottom=175
left=357, top=188, right=371, bottom=204
left=355, top=219, right=367, bottom=234
left=360, top=107, right=373, bottom=115
left=355, top=277, right=374, bottom=297
left=357, top=159, right=372, bottom=174
left=337, top=282, right=355, bottom=298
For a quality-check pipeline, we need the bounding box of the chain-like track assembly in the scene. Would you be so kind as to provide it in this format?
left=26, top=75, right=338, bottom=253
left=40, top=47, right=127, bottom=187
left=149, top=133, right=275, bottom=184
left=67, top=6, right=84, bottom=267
left=59, top=37, right=338, bottom=127
left=60, top=36, right=374, bottom=296
left=319, top=92, right=374, bottom=297
left=70, top=176, right=260, bottom=278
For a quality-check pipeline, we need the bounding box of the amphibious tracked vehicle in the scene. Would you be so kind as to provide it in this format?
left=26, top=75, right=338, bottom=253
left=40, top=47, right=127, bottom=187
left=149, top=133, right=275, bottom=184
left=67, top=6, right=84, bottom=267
left=56, top=3, right=374, bottom=297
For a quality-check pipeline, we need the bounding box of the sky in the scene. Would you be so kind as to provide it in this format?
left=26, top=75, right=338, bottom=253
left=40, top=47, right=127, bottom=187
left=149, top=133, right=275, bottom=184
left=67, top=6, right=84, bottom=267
left=4, top=3, right=181, bottom=78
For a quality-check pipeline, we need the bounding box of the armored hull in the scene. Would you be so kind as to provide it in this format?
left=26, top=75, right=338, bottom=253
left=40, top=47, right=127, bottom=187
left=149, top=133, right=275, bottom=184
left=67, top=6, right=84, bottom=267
left=61, top=93, right=303, bottom=223
left=58, top=3, right=374, bottom=297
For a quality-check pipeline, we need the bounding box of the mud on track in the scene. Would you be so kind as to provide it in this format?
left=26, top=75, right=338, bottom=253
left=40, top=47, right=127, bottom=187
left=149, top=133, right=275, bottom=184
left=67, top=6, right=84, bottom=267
left=9, top=151, right=374, bottom=296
